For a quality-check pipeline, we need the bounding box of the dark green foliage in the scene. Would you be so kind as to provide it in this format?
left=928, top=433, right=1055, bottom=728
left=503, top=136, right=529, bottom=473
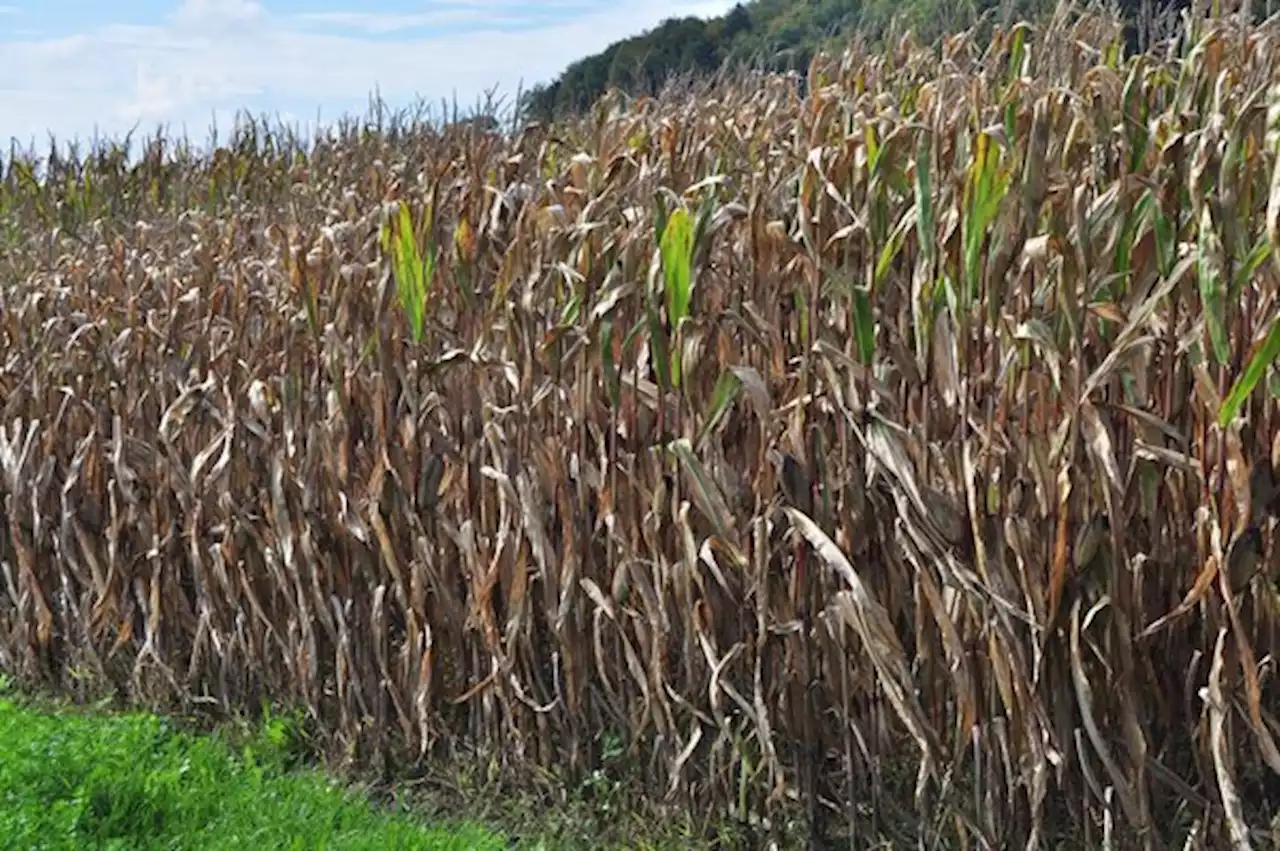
left=522, top=0, right=874, bottom=121
left=520, top=0, right=1200, bottom=123
left=521, top=10, right=757, bottom=120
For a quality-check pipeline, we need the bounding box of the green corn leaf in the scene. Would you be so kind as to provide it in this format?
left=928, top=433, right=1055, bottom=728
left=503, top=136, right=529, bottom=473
left=1122, top=61, right=1151, bottom=172
left=560, top=289, right=582, bottom=326
left=1153, top=204, right=1176, bottom=279
left=875, top=206, right=916, bottom=285
left=646, top=299, right=671, bottom=392
left=1231, top=236, right=1272, bottom=299
left=865, top=123, right=882, bottom=176
left=660, top=206, right=695, bottom=388
left=653, top=192, right=670, bottom=251
left=697, top=370, right=743, bottom=448
left=793, top=287, right=810, bottom=348
left=380, top=201, right=435, bottom=344
left=914, top=131, right=935, bottom=263
left=661, top=207, right=695, bottom=328
left=1116, top=191, right=1155, bottom=282
left=1220, top=316, right=1280, bottom=427
left=601, top=319, right=620, bottom=409
left=961, top=130, right=1012, bottom=307
left=690, top=189, right=718, bottom=270
left=852, top=286, right=876, bottom=366
left=1007, top=23, right=1027, bottom=86
left=912, top=130, right=935, bottom=370
left=623, top=315, right=647, bottom=352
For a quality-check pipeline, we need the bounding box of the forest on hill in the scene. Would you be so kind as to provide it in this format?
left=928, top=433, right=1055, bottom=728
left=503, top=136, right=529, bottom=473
left=522, top=0, right=1195, bottom=121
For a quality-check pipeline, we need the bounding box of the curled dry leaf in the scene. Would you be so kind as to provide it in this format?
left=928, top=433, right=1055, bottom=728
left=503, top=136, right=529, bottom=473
left=1080, top=401, right=1123, bottom=497
left=783, top=506, right=940, bottom=774
left=1206, top=629, right=1254, bottom=851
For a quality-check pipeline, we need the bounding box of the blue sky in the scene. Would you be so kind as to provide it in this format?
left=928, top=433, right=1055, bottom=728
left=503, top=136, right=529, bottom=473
left=0, top=0, right=738, bottom=146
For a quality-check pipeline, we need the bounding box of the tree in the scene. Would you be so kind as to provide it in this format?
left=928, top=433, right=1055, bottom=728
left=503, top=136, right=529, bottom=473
left=520, top=0, right=1198, bottom=124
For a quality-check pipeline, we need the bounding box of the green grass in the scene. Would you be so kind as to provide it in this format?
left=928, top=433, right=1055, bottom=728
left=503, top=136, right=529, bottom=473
left=0, top=689, right=506, bottom=851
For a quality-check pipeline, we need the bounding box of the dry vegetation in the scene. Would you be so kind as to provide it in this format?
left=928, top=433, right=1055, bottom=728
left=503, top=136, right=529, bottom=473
left=4, top=1, right=1280, bottom=847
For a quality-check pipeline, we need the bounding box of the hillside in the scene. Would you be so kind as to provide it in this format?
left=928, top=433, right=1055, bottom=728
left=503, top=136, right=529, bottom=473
left=522, top=0, right=1188, bottom=121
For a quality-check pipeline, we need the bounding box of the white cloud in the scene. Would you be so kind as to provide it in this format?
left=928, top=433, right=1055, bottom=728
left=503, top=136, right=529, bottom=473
left=170, top=0, right=265, bottom=32
left=0, top=0, right=738, bottom=146
left=294, top=11, right=504, bottom=34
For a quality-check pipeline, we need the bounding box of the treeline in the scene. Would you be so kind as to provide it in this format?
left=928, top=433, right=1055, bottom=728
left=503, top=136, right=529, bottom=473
left=521, top=0, right=1207, bottom=122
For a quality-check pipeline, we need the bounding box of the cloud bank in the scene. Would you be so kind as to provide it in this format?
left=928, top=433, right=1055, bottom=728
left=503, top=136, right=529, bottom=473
left=0, top=0, right=737, bottom=147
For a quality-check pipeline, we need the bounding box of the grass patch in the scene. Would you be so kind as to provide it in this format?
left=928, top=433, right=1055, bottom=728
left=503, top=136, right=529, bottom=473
left=0, top=677, right=744, bottom=850
left=0, top=681, right=505, bottom=851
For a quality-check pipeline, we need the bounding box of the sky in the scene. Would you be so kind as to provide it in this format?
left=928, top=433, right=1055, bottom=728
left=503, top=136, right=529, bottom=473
left=0, top=0, right=739, bottom=149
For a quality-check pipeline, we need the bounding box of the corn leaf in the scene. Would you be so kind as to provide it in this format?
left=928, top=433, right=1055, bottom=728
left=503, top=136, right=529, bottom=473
left=1219, top=316, right=1280, bottom=427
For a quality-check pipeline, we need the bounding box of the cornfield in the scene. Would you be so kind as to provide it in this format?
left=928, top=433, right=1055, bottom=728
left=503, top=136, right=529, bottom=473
left=3, top=1, right=1280, bottom=847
